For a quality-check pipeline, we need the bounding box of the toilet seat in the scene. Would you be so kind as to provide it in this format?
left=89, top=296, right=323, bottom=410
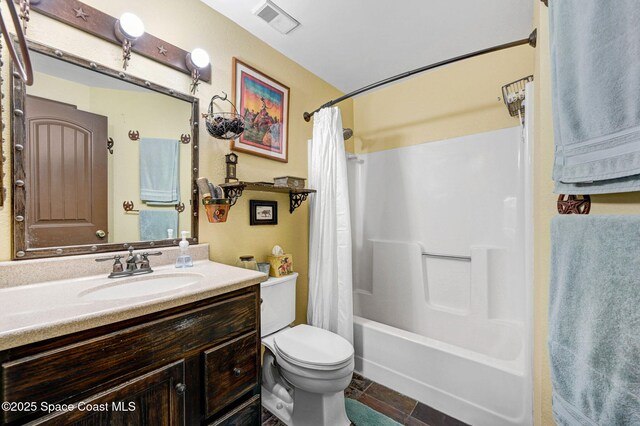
left=273, top=324, right=354, bottom=370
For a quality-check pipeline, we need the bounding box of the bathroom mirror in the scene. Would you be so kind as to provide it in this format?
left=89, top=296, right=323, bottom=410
left=11, top=41, right=199, bottom=259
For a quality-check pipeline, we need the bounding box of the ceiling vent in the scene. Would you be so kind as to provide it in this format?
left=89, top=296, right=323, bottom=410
left=252, top=0, right=300, bottom=35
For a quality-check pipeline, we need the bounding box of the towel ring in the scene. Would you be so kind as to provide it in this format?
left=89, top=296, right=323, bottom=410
left=0, top=0, right=33, bottom=85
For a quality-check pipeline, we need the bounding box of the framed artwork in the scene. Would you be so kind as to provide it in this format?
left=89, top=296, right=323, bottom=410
left=250, top=200, right=278, bottom=225
left=233, top=58, right=289, bottom=163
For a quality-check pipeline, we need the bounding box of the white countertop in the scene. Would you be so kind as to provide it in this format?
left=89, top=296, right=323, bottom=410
left=0, top=260, right=267, bottom=351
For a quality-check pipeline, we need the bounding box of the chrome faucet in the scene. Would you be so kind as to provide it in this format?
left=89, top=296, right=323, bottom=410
left=96, top=247, right=162, bottom=278
left=125, top=247, right=142, bottom=273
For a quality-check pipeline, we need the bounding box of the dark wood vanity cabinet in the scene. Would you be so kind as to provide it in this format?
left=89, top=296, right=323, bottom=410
left=0, top=285, right=261, bottom=426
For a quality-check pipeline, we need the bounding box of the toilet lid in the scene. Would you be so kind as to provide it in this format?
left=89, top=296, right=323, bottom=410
left=274, top=325, right=354, bottom=367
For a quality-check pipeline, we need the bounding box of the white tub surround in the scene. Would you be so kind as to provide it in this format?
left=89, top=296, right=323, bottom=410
left=348, top=125, right=533, bottom=426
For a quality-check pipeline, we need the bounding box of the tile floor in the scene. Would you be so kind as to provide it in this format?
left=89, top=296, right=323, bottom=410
left=261, top=373, right=470, bottom=426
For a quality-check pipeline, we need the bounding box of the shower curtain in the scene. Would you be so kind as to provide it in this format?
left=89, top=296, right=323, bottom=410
left=308, top=107, right=354, bottom=343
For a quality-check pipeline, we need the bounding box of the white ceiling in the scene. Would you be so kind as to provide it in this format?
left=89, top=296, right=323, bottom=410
left=201, top=0, right=533, bottom=93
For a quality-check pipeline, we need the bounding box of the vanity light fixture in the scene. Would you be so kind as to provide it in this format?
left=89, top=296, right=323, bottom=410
left=114, top=12, right=144, bottom=70
left=186, top=47, right=210, bottom=94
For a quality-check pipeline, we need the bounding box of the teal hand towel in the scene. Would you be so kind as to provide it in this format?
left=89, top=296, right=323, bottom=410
left=549, top=215, right=640, bottom=425
left=550, top=1, right=640, bottom=192
left=140, top=138, right=180, bottom=204
left=139, top=210, right=178, bottom=241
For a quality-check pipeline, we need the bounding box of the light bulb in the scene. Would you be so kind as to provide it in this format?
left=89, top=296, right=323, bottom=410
left=190, top=48, right=210, bottom=69
left=119, top=12, right=144, bottom=39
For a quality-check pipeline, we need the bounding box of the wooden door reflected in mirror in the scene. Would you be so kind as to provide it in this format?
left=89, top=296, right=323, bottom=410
left=26, top=96, right=109, bottom=247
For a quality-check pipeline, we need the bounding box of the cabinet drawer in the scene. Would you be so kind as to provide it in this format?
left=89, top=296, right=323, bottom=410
left=2, top=293, right=256, bottom=424
left=204, top=332, right=258, bottom=418
left=209, top=395, right=261, bottom=426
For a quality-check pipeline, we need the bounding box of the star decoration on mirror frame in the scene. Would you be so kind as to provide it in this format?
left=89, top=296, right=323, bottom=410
left=157, top=45, right=168, bottom=56
left=73, top=7, right=89, bottom=21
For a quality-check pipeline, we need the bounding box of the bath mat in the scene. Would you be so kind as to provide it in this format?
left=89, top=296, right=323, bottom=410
left=345, top=398, right=402, bottom=426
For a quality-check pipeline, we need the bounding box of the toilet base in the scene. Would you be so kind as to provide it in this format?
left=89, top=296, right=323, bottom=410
left=262, top=385, right=294, bottom=425
left=262, top=386, right=351, bottom=426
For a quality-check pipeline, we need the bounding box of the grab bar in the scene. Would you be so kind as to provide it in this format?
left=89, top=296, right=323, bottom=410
left=422, top=252, right=471, bottom=261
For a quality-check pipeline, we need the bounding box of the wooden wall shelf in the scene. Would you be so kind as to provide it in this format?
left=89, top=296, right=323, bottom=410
left=220, top=182, right=316, bottom=213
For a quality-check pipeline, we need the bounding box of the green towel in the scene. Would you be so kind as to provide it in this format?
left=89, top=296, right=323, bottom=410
left=549, top=215, right=640, bottom=425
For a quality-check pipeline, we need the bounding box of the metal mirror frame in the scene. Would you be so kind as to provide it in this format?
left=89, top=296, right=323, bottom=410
left=11, top=40, right=200, bottom=260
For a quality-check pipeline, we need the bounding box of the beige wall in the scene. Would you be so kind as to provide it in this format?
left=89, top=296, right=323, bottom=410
left=0, top=0, right=353, bottom=326
left=352, top=44, right=534, bottom=153
left=533, top=2, right=640, bottom=424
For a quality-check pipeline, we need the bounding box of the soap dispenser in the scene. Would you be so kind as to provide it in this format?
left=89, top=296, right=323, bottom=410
left=175, top=231, right=193, bottom=268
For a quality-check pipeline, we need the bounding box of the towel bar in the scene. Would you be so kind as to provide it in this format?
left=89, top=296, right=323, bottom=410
left=128, top=130, right=191, bottom=144
left=422, top=252, right=471, bottom=261
left=122, top=200, right=185, bottom=214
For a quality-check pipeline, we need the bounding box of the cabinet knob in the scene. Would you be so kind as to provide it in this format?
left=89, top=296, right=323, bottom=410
left=233, top=368, right=242, bottom=377
left=175, top=383, right=187, bottom=395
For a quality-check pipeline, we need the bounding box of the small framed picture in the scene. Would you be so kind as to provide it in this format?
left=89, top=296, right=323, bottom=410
left=250, top=200, right=278, bottom=225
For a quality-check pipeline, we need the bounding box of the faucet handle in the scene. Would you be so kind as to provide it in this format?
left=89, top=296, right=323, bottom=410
left=95, top=254, right=123, bottom=262
left=142, top=251, right=163, bottom=258
left=95, top=255, right=126, bottom=277
left=138, top=251, right=162, bottom=273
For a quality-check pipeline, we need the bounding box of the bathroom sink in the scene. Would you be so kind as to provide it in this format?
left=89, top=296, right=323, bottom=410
left=80, top=273, right=205, bottom=301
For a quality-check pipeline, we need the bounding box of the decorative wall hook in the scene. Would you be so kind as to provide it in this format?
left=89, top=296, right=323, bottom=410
left=122, top=200, right=135, bottom=212
left=180, top=134, right=191, bottom=144
left=107, top=137, right=114, bottom=154
left=128, top=130, right=140, bottom=141
left=557, top=194, right=591, bottom=215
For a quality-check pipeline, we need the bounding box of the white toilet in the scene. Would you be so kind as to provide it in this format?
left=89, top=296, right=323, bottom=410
left=261, top=272, right=354, bottom=426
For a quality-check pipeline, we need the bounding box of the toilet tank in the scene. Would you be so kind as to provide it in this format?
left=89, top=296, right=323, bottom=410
left=261, top=272, right=298, bottom=337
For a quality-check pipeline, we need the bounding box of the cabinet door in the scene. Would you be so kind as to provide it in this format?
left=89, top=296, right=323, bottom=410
left=29, top=361, right=185, bottom=426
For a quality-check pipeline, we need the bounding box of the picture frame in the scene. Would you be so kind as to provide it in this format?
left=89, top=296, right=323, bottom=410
left=232, top=58, right=290, bottom=163
left=250, top=200, right=278, bottom=225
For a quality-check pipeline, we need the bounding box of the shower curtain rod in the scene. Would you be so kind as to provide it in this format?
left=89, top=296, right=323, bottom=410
left=303, top=29, right=537, bottom=122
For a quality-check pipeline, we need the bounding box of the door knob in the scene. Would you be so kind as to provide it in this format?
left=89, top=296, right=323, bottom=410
left=96, top=230, right=106, bottom=239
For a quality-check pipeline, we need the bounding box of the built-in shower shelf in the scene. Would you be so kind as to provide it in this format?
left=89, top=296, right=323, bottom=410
left=220, top=181, right=316, bottom=213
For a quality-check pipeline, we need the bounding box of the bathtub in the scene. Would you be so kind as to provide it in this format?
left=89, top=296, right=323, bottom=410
left=354, top=315, right=530, bottom=426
